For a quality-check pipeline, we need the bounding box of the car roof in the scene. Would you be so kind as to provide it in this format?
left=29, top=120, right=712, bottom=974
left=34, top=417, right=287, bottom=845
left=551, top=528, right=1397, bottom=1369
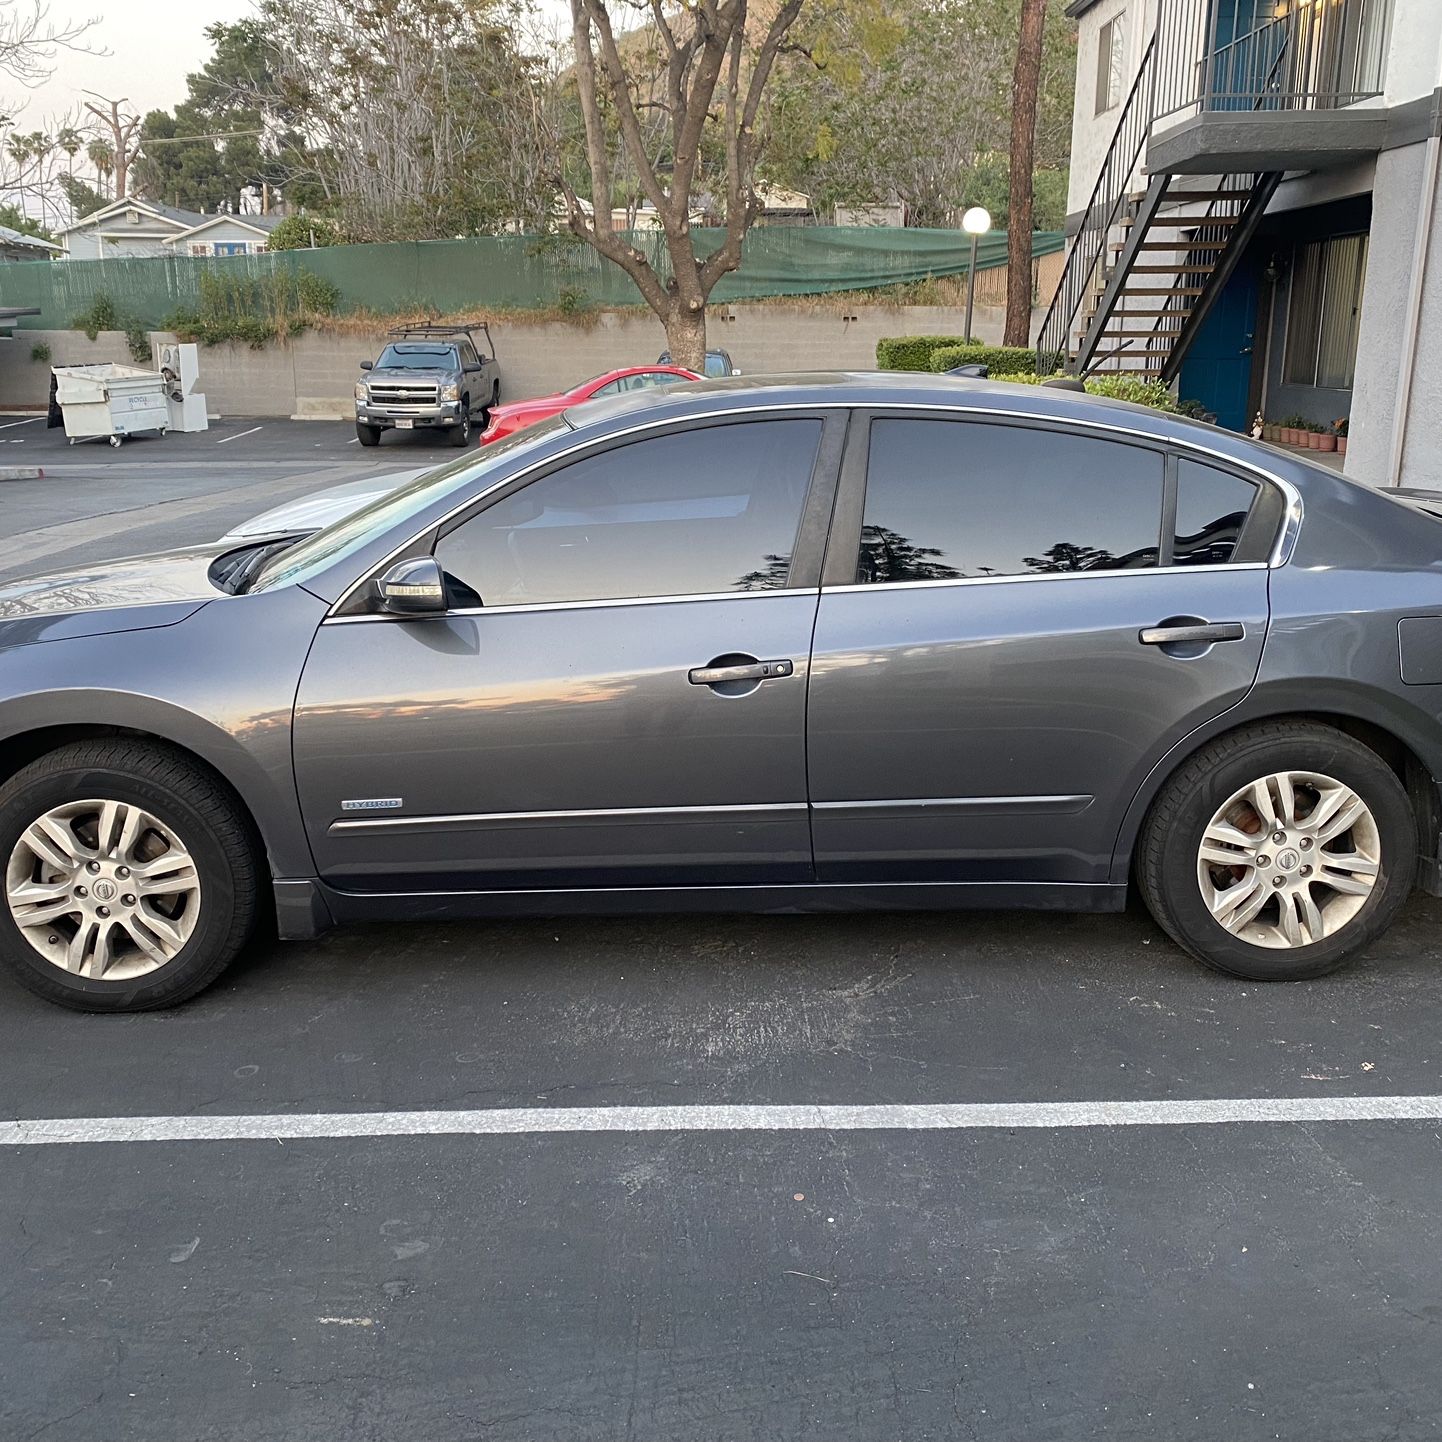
left=564, top=371, right=1250, bottom=449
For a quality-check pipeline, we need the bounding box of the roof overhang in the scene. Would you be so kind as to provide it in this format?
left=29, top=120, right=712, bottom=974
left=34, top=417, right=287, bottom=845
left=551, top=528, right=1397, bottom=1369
left=1147, top=108, right=1387, bottom=175
left=163, top=215, right=276, bottom=243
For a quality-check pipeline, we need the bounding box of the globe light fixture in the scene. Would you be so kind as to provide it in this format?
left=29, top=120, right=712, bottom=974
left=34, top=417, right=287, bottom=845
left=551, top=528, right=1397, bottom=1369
left=961, top=207, right=992, bottom=346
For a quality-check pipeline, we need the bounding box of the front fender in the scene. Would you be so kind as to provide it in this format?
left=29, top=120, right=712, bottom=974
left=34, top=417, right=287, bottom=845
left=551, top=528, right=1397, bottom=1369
left=0, top=585, right=328, bottom=878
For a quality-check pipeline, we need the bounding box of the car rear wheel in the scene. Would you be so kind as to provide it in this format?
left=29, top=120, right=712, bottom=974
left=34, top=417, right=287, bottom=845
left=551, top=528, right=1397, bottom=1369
left=1137, top=722, right=1416, bottom=980
left=356, top=421, right=380, bottom=447
left=0, top=741, right=260, bottom=1012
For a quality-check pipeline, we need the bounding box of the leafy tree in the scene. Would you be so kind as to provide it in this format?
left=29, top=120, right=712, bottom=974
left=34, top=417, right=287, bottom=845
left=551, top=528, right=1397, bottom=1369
left=0, top=201, right=52, bottom=240
left=1022, top=541, right=1117, bottom=572
left=258, top=0, right=546, bottom=240
left=858, top=524, right=962, bottom=583
left=766, top=0, right=1074, bottom=229
left=266, top=213, right=344, bottom=249
left=58, top=172, right=106, bottom=218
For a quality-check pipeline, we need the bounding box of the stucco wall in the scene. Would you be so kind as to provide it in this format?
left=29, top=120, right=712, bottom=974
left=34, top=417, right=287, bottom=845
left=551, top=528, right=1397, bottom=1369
left=1345, top=140, right=1442, bottom=487
left=0, top=301, right=1042, bottom=418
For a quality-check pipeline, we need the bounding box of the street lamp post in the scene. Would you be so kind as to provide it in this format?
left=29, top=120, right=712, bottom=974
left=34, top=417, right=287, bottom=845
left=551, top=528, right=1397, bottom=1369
left=961, top=206, right=992, bottom=344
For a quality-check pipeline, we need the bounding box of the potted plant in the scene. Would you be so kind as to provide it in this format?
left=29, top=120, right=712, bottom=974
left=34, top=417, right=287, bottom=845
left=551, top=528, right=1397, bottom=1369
left=1308, top=423, right=1324, bottom=450
left=1317, top=424, right=1336, bottom=453
left=1334, top=417, right=1348, bottom=456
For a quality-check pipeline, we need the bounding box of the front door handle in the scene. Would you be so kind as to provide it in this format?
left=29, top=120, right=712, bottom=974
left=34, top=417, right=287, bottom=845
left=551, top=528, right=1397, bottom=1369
left=688, top=658, right=794, bottom=685
left=1139, top=621, right=1245, bottom=645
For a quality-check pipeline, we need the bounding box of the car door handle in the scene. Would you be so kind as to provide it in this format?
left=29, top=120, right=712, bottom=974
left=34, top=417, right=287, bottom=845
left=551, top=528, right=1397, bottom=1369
left=688, top=658, right=794, bottom=685
left=1138, top=622, right=1245, bottom=645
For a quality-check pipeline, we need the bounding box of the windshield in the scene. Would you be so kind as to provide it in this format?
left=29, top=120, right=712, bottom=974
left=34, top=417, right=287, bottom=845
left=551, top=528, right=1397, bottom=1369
left=248, top=415, right=571, bottom=592
left=703, top=353, right=730, bottom=378
left=375, top=344, right=457, bottom=369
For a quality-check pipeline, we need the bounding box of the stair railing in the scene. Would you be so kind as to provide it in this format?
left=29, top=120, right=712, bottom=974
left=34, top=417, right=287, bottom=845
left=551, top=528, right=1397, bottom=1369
left=1035, top=34, right=1156, bottom=376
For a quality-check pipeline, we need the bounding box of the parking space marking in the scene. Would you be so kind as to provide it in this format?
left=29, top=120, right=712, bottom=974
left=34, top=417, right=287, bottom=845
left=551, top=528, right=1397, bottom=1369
left=0, top=416, right=40, bottom=430
left=216, top=426, right=264, bottom=444
left=5, top=1095, right=1442, bottom=1146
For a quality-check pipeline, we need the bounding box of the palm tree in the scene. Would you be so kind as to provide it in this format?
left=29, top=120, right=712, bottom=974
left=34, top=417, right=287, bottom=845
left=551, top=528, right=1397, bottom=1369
left=86, top=138, right=114, bottom=199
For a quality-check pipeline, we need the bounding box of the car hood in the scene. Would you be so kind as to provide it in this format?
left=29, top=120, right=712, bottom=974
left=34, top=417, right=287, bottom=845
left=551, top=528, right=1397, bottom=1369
left=364, top=366, right=450, bottom=383
left=0, top=545, right=233, bottom=644
left=220, top=468, right=429, bottom=541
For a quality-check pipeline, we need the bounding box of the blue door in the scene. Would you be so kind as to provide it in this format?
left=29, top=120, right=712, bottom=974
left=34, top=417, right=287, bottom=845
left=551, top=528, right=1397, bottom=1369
left=1178, top=262, right=1259, bottom=432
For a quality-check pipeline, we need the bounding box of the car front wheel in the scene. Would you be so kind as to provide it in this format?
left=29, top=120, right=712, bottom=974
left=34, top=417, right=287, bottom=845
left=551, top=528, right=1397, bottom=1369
left=1138, top=722, right=1416, bottom=980
left=0, top=741, right=260, bottom=1011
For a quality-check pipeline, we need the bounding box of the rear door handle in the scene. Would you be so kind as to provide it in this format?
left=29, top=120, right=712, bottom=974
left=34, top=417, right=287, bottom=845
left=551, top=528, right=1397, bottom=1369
left=1138, top=622, right=1245, bottom=645
left=688, top=658, right=794, bottom=685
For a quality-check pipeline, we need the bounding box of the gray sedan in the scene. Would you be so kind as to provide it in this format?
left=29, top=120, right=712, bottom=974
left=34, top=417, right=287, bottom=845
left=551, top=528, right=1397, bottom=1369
left=1, top=372, right=1439, bottom=1011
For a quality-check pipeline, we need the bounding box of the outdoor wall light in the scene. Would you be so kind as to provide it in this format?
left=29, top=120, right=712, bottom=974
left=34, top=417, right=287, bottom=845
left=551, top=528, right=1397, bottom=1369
left=961, top=207, right=992, bottom=341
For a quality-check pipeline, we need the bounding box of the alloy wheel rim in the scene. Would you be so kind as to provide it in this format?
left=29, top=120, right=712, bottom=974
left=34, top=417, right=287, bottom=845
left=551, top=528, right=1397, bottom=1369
left=5, top=799, right=202, bottom=980
left=1196, top=770, right=1380, bottom=950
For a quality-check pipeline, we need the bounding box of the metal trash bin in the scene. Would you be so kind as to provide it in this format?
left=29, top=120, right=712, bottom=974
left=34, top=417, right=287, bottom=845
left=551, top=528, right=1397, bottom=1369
left=52, top=364, right=170, bottom=446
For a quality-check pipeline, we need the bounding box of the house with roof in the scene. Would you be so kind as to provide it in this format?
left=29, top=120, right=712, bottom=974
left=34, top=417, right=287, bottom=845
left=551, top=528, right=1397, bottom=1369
left=1047, top=0, right=1440, bottom=487
left=162, top=213, right=284, bottom=257
left=0, top=225, right=62, bottom=262
left=57, top=200, right=283, bottom=260
left=57, top=198, right=209, bottom=259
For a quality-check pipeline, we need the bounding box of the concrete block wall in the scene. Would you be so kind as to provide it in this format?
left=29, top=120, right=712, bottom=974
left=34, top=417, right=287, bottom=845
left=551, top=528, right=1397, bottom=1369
left=0, top=301, right=1039, bottom=419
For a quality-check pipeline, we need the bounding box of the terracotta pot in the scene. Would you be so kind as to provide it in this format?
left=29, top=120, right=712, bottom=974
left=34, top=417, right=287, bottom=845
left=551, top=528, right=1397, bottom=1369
left=1317, top=433, right=1337, bottom=452
left=1338, top=437, right=1348, bottom=456
left=1286, top=428, right=1301, bottom=445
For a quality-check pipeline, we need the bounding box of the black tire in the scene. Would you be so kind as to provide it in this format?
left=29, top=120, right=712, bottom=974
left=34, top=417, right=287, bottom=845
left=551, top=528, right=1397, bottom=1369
left=356, top=422, right=381, bottom=447
left=1137, top=721, right=1416, bottom=981
left=0, top=740, right=261, bottom=1012
left=448, top=401, right=471, bottom=447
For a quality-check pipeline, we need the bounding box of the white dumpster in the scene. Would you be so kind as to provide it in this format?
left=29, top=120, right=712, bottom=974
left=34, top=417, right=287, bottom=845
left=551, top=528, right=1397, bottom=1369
left=52, top=364, right=170, bottom=446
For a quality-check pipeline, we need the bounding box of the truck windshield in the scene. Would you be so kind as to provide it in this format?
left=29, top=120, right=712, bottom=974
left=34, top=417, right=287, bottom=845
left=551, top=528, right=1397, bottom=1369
left=376, top=344, right=457, bottom=369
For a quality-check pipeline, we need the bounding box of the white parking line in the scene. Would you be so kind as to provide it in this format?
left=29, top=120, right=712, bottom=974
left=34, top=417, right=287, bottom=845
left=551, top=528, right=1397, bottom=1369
left=4, top=1095, right=1442, bottom=1146
left=0, top=416, right=41, bottom=430
left=217, top=426, right=263, bottom=444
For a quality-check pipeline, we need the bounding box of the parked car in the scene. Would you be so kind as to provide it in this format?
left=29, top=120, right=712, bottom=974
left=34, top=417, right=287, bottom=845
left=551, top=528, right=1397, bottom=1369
left=3, top=372, right=1442, bottom=1011
left=657, top=348, right=738, bottom=377
left=354, top=322, right=500, bottom=448
left=479, top=365, right=700, bottom=445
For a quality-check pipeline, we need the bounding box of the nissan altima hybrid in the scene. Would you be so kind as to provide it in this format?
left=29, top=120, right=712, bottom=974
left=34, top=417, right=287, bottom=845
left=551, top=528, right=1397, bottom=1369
left=2, top=373, right=1440, bottom=1011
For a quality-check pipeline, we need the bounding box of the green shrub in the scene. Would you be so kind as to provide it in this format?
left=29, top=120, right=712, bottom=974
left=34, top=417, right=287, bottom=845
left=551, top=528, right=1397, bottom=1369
left=29, top=341, right=50, bottom=364
left=266, top=213, right=344, bottom=250
left=124, top=322, right=151, bottom=365
left=167, top=267, right=341, bottom=348
left=987, top=370, right=1179, bottom=412
left=928, top=343, right=1036, bottom=375
left=876, top=335, right=972, bottom=371
left=72, top=293, right=119, bottom=340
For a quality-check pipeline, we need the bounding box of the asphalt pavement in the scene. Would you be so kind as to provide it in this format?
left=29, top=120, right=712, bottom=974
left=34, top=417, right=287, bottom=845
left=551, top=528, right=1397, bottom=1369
left=3, top=414, right=1442, bottom=1442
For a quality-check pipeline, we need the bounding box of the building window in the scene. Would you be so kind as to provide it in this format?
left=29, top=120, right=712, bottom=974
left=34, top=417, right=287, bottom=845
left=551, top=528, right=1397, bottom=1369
left=1283, top=233, right=1369, bottom=390
left=1095, top=13, right=1126, bottom=115
left=190, top=244, right=208, bottom=257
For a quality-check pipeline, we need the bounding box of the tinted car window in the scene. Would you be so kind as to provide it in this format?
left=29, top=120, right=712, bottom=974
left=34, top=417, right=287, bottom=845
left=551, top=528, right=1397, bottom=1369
left=1174, top=459, right=1258, bottom=565
left=436, top=419, right=822, bottom=606
left=458, top=339, right=480, bottom=368
left=856, top=419, right=1164, bottom=583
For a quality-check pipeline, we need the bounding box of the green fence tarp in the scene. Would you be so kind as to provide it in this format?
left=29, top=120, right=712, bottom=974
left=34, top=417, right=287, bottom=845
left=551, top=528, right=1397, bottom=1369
left=0, top=226, right=1065, bottom=331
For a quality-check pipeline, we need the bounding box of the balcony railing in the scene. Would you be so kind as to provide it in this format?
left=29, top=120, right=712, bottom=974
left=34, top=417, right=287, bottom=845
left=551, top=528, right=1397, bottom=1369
left=1153, top=0, right=1391, bottom=124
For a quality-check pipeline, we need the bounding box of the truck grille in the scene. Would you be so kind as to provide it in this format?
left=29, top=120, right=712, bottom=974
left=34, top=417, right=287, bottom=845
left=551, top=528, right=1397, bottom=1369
left=369, top=381, right=439, bottom=405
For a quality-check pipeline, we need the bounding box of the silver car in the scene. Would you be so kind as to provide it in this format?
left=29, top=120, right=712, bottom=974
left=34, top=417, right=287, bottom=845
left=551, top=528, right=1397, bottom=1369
left=1, top=372, right=1439, bottom=1011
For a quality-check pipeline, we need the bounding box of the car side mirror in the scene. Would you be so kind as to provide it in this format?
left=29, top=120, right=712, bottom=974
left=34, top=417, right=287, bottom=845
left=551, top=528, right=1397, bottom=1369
left=375, top=557, right=448, bottom=616
left=360, top=360, right=373, bottom=371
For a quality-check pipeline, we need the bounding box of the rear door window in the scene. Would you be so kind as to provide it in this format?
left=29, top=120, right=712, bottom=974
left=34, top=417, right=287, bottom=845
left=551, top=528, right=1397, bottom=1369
left=854, top=418, right=1165, bottom=583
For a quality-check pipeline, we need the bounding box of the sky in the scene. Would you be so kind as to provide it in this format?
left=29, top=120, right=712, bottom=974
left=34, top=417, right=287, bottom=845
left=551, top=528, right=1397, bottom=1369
left=5, top=0, right=250, bottom=128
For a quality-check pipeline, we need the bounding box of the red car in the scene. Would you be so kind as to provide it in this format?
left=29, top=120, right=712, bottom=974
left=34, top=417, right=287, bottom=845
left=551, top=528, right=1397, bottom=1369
left=479, top=365, right=702, bottom=444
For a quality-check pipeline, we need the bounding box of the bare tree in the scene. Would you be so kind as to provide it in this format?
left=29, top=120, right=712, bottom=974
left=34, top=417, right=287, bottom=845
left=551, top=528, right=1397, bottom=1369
left=0, top=0, right=97, bottom=89
left=1004, top=0, right=1045, bottom=346
left=562, top=0, right=805, bottom=370
left=82, top=92, right=141, bottom=199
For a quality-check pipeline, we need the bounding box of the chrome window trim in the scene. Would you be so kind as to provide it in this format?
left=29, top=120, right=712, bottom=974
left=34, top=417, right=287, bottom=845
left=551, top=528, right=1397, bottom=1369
left=325, top=399, right=1303, bottom=618
left=324, top=586, right=807, bottom=624
left=821, top=560, right=1268, bottom=597
left=331, top=800, right=807, bottom=832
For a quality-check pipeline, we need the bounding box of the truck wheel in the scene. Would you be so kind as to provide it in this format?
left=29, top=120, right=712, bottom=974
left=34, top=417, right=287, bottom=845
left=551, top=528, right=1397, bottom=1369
left=356, top=422, right=381, bottom=447
left=449, top=401, right=471, bottom=447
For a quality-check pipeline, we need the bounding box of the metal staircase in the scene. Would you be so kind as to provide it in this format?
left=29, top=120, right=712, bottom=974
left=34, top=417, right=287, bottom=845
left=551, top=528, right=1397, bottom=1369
left=1037, top=31, right=1281, bottom=384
